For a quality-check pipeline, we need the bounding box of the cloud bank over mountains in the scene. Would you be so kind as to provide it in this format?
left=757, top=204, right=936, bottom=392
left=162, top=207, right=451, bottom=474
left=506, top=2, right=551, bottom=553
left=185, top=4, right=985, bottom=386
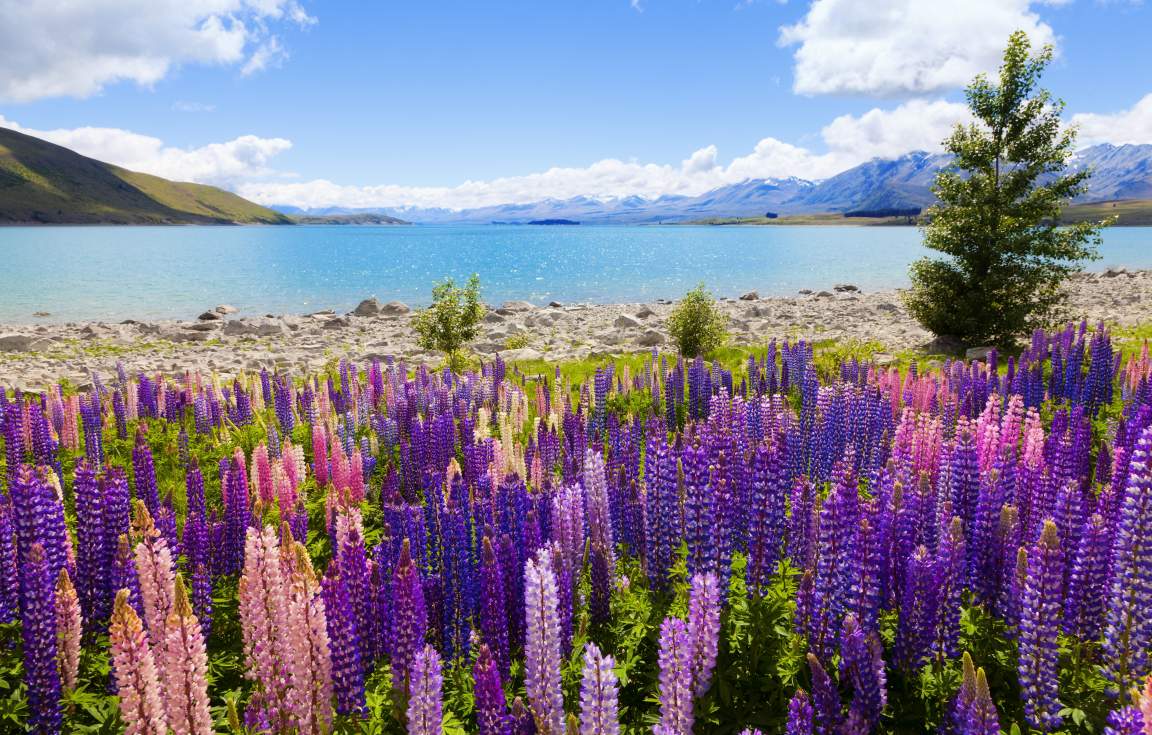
left=1, top=0, right=1148, bottom=211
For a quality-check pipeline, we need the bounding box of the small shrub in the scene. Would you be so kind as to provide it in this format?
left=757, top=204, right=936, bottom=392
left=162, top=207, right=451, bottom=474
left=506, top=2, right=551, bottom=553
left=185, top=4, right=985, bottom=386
left=413, top=274, right=485, bottom=371
left=503, top=333, right=531, bottom=350
left=666, top=284, right=728, bottom=357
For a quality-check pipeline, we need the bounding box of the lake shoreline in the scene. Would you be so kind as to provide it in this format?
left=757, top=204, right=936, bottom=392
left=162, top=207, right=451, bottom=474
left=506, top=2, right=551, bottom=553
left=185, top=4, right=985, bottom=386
left=1, top=269, right=1148, bottom=391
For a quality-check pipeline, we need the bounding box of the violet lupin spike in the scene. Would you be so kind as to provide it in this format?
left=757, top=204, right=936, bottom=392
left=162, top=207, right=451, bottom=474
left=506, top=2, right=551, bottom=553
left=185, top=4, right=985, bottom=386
left=1101, top=425, right=1152, bottom=697
left=578, top=642, right=620, bottom=735
left=392, top=537, right=428, bottom=692
left=960, top=668, right=1001, bottom=735
left=407, top=644, right=444, bottom=735
left=807, top=653, right=841, bottom=735
left=838, top=614, right=886, bottom=731
left=21, top=543, right=61, bottom=735
left=786, top=688, right=815, bottom=735
left=480, top=536, right=511, bottom=679
left=1017, top=520, right=1064, bottom=732
left=473, top=643, right=510, bottom=735
left=524, top=547, right=564, bottom=735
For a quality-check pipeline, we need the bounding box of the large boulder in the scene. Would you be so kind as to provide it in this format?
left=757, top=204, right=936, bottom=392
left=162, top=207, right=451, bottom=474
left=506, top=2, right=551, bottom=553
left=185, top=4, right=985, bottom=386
left=380, top=301, right=411, bottom=316
left=637, top=329, right=666, bottom=346
left=614, top=314, right=642, bottom=329
left=352, top=297, right=382, bottom=316
left=0, top=335, right=36, bottom=352
left=739, top=291, right=760, bottom=301
left=215, top=304, right=239, bottom=315
left=833, top=283, right=860, bottom=293
left=500, top=300, right=535, bottom=312
left=198, top=310, right=224, bottom=321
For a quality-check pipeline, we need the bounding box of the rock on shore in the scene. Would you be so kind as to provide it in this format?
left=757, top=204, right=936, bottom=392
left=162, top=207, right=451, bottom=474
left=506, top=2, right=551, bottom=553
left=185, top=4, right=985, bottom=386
left=1, top=270, right=1149, bottom=390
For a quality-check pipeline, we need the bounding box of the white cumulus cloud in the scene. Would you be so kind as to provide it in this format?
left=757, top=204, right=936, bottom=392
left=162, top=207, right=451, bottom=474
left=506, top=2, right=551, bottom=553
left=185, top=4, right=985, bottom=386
left=778, top=0, right=1057, bottom=96
left=0, top=0, right=314, bottom=102
left=0, top=116, right=292, bottom=186
left=1071, top=93, right=1152, bottom=146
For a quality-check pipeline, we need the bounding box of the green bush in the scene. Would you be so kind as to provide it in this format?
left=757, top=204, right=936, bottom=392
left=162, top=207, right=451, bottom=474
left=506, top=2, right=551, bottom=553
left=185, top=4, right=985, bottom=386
left=904, top=31, right=1104, bottom=348
left=412, top=274, right=485, bottom=371
left=666, top=284, right=728, bottom=357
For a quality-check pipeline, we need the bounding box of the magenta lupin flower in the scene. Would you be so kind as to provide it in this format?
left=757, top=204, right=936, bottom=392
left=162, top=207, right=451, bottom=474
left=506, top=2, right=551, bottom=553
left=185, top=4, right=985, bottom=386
left=407, top=644, right=444, bottom=735
left=654, top=617, right=694, bottom=735
left=579, top=643, right=620, bottom=735
left=110, top=589, right=169, bottom=735
left=524, top=547, right=565, bottom=735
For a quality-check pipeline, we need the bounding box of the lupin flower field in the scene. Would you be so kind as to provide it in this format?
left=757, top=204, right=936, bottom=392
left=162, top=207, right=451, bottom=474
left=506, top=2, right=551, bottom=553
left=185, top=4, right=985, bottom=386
left=3, top=323, right=1152, bottom=735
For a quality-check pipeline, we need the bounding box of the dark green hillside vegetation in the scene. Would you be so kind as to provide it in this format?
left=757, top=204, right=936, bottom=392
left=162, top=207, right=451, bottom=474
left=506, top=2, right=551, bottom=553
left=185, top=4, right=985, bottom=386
left=0, top=127, right=291, bottom=225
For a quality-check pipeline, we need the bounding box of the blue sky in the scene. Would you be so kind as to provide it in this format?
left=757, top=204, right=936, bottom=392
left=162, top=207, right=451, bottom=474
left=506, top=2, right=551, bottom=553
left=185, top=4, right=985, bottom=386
left=1, top=0, right=1150, bottom=210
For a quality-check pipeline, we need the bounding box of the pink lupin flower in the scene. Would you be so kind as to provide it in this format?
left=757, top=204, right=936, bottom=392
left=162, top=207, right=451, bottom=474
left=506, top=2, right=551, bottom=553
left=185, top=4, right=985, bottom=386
left=110, top=589, right=169, bottom=735
left=131, top=501, right=175, bottom=656
left=55, top=567, right=82, bottom=694
left=239, top=525, right=296, bottom=730
left=253, top=444, right=275, bottom=505
left=287, top=542, right=334, bottom=735
left=164, top=575, right=213, bottom=735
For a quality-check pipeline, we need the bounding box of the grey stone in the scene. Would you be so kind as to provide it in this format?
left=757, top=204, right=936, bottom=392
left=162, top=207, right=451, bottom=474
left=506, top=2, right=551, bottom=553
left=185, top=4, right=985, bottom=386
left=380, top=301, right=411, bottom=315
left=815, top=291, right=834, bottom=298
left=798, top=289, right=813, bottom=295
left=198, top=310, right=224, bottom=321
left=0, top=335, right=36, bottom=352
left=548, top=300, right=564, bottom=308
left=875, top=302, right=899, bottom=313
left=637, top=329, right=665, bottom=346
left=635, top=306, right=656, bottom=319
left=1102, top=267, right=1128, bottom=278
left=739, top=291, right=760, bottom=301
left=833, top=283, right=860, bottom=293
left=33, top=311, right=50, bottom=318
left=187, top=322, right=221, bottom=332
left=501, top=300, right=536, bottom=312
left=215, top=304, right=239, bottom=315
left=965, top=346, right=995, bottom=362
left=922, top=334, right=965, bottom=356
left=873, top=353, right=897, bottom=366
left=614, top=314, right=642, bottom=329
left=501, top=347, right=544, bottom=362
left=323, top=316, right=352, bottom=329
left=352, top=297, right=382, bottom=316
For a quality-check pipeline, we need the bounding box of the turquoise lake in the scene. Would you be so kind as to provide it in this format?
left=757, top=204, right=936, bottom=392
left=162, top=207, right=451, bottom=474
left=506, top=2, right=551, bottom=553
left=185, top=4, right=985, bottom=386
left=0, top=225, right=1148, bottom=322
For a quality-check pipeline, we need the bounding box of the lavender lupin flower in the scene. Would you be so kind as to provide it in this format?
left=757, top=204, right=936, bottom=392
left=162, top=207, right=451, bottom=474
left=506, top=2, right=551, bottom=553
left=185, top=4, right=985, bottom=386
left=654, top=617, right=693, bottom=735
left=393, top=538, right=428, bottom=691
left=807, top=653, right=841, bottom=735
left=407, top=644, right=443, bottom=735
left=838, top=615, right=886, bottom=730
left=579, top=643, right=620, bottom=735
left=687, top=572, right=721, bottom=699
left=524, top=548, right=564, bottom=735
left=960, top=668, right=1001, bottom=735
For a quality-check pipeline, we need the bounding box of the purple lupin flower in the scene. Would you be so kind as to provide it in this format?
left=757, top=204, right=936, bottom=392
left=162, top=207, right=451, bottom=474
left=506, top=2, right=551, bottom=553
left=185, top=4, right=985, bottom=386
left=1064, top=512, right=1109, bottom=641
left=687, top=572, right=721, bottom=699
left=1102, top=705, right=1145, bottom=735
left=20, top=543, right=61, bottom=735
left=950, top=652, right=978, bottom=735
left=1017, top=520, right=1064, bottom=732
left=654, top=617, right=693, bottom=735
left=510, top=697, right=536, bottom=735
left=473, top=643, right=510, bottom=735
left=0, top=496, right=17, bottom=624
left=838, top=614, right=886, bottom=731
left=748, top=442, right=787, bottom=595
left=786, top=688, right=815, bottom=735
left=73, top=459, right=108, bottom=633
left=895, top=546, right=935, bottom=672
left=393, top=538, right=428, bottom=691
left=321, top=569, right=367, bottom=718
left=806, top=653, right=841, bottom=735
left=578, top=643, right=619, bottom=735
left=480, top=536, right=511, bottom=679
left=524, top=548, right=564, bottom=735
left=960, top=668, right=1000, bottom=735
left=1102, top=425, right=1152, bottom=696
left=407, top=644, right=443, bottom=735
left=932, top=517, right=966, bottom=662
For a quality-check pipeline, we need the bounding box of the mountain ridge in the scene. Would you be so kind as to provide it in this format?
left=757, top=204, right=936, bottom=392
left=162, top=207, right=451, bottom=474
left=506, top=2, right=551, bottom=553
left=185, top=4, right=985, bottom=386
left=271, top=143, right=1152, bottom=225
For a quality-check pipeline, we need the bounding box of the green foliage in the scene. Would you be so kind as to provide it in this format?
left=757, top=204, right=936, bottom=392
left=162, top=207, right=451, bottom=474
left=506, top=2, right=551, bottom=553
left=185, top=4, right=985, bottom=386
left=904, top=31, right=1105, bottom=348
left=666, top=284, right=729, bottom=357
left=503, top=332, right=531, bottom=350
left=412, top=274, right=486, bottom=371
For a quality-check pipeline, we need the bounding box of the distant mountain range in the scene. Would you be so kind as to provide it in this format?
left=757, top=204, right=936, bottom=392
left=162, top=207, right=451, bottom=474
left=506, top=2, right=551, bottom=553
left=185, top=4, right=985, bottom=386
left=273, top=143, right=1152, bottom=224
left=0, top=127, right=290, bottom=225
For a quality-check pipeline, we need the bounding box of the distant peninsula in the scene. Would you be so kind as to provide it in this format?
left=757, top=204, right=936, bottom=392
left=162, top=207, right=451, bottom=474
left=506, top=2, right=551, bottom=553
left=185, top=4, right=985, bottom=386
left=290, top=213, right=411, bottom=225
left=0, top=127, right=290, bottom=225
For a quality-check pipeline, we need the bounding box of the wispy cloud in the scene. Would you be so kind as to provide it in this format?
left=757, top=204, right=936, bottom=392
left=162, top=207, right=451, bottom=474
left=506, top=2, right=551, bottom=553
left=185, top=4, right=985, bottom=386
left=172, top=101, right=216, bottom=113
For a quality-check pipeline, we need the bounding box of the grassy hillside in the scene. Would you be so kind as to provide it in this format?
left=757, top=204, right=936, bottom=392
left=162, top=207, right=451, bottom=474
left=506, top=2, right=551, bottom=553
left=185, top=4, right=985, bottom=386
left=1057, top=199, right=1152, bottom=226
left=0, top=127, right=291, bottom=225
left=290, top=212, right=411, bottom=225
